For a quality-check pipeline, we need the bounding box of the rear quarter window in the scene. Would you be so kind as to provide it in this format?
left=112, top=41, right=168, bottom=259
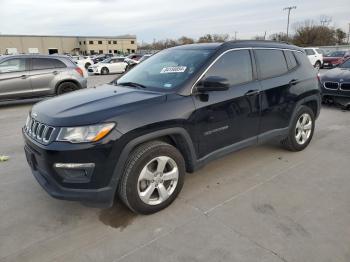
left=284, top=51, right=298, bottom=70
left=294, top=51, right=314, bottom=69
left=255, top=49, right=288, bottom=79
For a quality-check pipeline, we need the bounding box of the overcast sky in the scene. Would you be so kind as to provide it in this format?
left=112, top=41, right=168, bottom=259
left=0, top=0, right=348, bottom=42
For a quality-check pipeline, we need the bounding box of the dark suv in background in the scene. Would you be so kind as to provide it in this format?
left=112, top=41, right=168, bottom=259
left=23, top=41, right=321, bottom=214
left=0, top=54, right=87, bottom=101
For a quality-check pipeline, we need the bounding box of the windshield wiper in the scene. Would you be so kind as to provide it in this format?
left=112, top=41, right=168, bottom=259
left=117, top=82, right=147, bottom=89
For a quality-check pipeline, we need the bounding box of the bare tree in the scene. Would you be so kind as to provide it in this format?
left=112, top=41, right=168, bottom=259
left=293, top=20, right=337, bottom=46
left=178, top=36, right=195, bottom=45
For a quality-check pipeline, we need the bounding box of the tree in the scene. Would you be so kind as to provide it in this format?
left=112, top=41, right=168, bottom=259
left=198, top=34, right=214, bottom=43
left=335, top=28, right=346, bottom=45
left=178, top=36, right=195, bottom=45
left=292, top=20, right=336, bottom=46
left=212, top=34, right=230, bottom=42
left=269, top=32, right=291, bottom=42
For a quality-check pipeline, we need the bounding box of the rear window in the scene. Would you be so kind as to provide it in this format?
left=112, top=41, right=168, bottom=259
left=255, top=49, right=288, bottom=79
left=304, top=49, right=315, bottom=55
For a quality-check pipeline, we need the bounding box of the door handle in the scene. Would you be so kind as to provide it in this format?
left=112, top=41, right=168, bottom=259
left=289, top=79, right=298, bottom=86
left=52, top=71, right=59, bottom=75
left=20, top=75, right=28, bottom=79
left=245, top=90, right=260, bottom=96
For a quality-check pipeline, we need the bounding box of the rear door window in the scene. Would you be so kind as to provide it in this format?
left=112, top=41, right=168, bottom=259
left=32, top=58, right=56, bottom=70
left=255, top=49, right=288, bottom=79
left=203, top=50, right=253, bottom=87
left=52, top=59, right=67, bottom=68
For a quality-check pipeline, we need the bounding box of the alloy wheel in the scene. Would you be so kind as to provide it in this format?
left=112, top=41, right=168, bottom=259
left=295, top=113, right=312, bottom=145
left=137, top=156, right=179, bottom=205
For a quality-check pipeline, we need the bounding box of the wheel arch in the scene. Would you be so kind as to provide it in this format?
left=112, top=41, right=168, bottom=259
left=289, top=94, right=321, bottom=128
left=110, top=127, right=197, bottom=193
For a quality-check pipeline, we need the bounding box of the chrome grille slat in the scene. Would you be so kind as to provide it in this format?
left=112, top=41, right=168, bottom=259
left=24, top=116, right=55, bottom=144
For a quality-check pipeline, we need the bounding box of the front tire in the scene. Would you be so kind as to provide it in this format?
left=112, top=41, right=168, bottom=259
left=281, top=105, right=315, bottom=151
left=118, top=141, right=185, bottom=214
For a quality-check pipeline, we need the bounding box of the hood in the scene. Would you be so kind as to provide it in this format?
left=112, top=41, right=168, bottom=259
left=31, top=84, right=167, bottom=126
left=321, top=67, right=350, bottom=81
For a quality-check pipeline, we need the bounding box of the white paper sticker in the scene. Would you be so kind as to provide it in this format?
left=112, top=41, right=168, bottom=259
left=160, top=66, right=187, bottom=74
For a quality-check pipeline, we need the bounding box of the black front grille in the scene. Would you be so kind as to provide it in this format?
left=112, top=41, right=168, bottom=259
left=24, top=116, right=55, bottom=144
left=340, top=83, right=350, bottom=91
left=324, top=82, right=339, bottom=90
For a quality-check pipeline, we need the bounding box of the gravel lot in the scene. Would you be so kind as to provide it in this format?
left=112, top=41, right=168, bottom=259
left=0, top=73, right=350, bottom=262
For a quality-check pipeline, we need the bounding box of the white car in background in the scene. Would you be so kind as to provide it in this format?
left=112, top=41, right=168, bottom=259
left=71, top=55, right=94, bottom=69
left=88, top=57, right=127, bottom=75
left=304, top=47, right=323, bottom=70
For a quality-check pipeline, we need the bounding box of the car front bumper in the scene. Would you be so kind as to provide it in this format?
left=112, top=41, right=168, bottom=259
left=23, top=129, right=123, bottom=207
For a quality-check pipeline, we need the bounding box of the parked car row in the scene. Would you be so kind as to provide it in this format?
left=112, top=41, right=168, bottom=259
left=87, top=53, right=153, bottom=75
left=304, top=47, right=350, bottom=70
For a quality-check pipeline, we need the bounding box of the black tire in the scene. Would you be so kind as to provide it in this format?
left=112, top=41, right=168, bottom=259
left=56, top=82, right=78, bottom=95
left=281, top=105, right=315, bottom=151
left=101, top=67, right=109, bottom=75
left=314, top=61, right=321, bottom=70
left=118, top=141, right=185, bottom=214
left=85, top=62, right=91, bottom=69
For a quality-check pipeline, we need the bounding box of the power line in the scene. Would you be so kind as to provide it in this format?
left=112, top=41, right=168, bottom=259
left=283, top=6, right=296, bottom=38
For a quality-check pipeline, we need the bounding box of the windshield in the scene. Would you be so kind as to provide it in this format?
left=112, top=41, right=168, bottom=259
left=117, top=49, right=214, bottom=90
left=339, top=59, right=350, bottom=69
left=326, top=51, right=345, bottom=57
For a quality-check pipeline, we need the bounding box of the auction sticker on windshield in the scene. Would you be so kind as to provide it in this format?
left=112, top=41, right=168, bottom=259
left=160, top=66, right=187, bottom=74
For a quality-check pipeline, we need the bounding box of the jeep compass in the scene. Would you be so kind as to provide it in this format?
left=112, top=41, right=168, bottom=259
left=23, top=41, right=321, bottom=214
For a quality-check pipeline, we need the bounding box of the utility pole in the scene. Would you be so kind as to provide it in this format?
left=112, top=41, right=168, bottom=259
left=283, top=6, right=296, bottom=38
left=234, top=31, right=238, bottom=41
left=348, top=23, right=350, bottom=44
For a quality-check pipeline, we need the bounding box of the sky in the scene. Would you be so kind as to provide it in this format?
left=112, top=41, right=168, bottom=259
left=0, top=0, right=349, bottom=42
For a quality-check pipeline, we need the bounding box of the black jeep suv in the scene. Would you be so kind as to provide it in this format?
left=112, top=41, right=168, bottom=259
left=23, top=41, right=321, bottom=214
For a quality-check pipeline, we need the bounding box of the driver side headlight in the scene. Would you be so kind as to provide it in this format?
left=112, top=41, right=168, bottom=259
left=57, top=123, right=115, bottom=143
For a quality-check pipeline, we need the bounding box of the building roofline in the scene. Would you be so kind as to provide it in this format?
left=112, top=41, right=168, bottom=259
left=0, top=34, right=136, bottom=39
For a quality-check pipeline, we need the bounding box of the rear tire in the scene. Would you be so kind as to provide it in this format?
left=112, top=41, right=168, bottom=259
left=56, top=82, right=78, bottom=95
left=314, top=61, right=321, bottom=70
left=281, top=105, right=315, bottom=151
left=118, top=141, right=185, bottom=214
left=101, top=67, right=109, bottom=75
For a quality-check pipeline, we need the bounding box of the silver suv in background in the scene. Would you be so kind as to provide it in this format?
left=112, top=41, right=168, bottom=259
left=0, top=54, right=87, bottom=101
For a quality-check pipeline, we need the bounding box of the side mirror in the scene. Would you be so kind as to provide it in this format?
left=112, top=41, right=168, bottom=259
left=196, top=76, right=229, bottom=92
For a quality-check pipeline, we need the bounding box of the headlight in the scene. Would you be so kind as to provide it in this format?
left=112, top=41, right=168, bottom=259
left=57, top=123, right=115, bottom=143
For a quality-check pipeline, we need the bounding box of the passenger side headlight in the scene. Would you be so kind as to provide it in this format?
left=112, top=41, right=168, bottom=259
left=57, top=123, right=115, bottom=143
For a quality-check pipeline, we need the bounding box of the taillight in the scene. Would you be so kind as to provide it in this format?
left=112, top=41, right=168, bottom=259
left=75, top=67, right=84, bottom=77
